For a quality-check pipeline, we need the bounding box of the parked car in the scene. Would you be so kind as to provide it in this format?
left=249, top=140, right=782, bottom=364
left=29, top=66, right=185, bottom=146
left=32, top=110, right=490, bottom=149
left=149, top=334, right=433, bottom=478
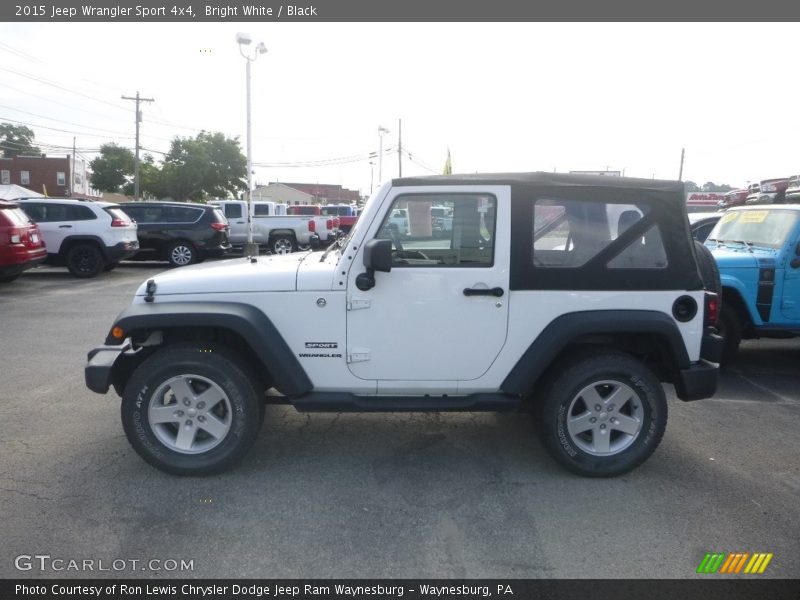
left=717, top=189, right=749, bottom=210
left=705, top=204, right=800, bottom=362
left=120, top=201, right=232, bottom=267
left=745, top=178, right=789, bottom=205
left=743, top=182, right=761, bottom=205
left=209, top=200, right=337, bottom=253
left=785, top=175, right=800, bottom=202
left=16, top=197, right=138, bottom=278
left=320, top=204, right=358, bottom=235
left=0, top=200, right=47, bottom=282
left=689, top=212, right=723, bottom=243
left=86, top=172, right=721, bottom=478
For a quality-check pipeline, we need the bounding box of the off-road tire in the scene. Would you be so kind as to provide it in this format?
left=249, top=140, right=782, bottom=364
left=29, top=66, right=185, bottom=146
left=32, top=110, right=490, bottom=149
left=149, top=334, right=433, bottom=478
left=718, top=304, right=742, bottom=365
left=121, top=344, right=262, bottom=475
left=694, top=240, right=721, bottom=298
left=538, top=351, right=668, bottom=477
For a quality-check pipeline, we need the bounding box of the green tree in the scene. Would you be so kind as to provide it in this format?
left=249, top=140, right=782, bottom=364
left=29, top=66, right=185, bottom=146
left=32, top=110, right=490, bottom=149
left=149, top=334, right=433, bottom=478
left=90, top=144, right=135, bottom=193
left=702, top=181, right=733, bottom=192
left=158, top=132, right=246, bottom=201
left=0, top=123, right=41, bottom=158
left=684, top=181, right=700, bottom=192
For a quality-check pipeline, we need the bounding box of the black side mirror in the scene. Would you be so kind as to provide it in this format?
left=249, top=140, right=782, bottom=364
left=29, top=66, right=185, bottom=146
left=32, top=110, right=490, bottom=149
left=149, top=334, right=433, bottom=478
left=363, top=238, right=393, bottom=272
left=356, top=239, right=393, bottom=291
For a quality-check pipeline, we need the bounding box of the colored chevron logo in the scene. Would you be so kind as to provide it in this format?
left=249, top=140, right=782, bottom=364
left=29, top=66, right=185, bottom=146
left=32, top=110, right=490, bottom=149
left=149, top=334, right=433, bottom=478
left=696, top=552, right=773, bottom=574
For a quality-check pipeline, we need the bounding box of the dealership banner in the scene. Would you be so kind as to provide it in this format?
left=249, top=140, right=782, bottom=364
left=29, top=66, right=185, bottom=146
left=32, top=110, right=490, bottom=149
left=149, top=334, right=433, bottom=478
left=686, top=192, right=726, bottom=208
left=2, top=579, right=800, bottom=600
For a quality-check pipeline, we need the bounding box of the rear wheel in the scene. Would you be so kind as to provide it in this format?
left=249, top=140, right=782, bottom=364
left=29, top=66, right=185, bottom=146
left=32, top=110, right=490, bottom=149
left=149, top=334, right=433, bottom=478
left=271, top=235, right=295, bottom=255
left=121, top=344, right=262, bottom=475
left=167, top=241, right=197, bottom=267
left=694, top=240, right=721, bottom=298
left=66, top=244, right=104, bottom=278
left=538, top=352, right=667, bottom=477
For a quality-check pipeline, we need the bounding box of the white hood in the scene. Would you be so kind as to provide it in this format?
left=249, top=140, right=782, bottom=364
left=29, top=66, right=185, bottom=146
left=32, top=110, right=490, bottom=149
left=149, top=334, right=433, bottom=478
left=134, top=254, right=305, bottom=296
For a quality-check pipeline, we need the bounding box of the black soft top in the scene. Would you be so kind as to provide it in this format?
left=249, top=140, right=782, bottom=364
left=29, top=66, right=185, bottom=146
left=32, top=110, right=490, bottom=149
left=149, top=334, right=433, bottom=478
left=394, top=171, right=686, bottom=207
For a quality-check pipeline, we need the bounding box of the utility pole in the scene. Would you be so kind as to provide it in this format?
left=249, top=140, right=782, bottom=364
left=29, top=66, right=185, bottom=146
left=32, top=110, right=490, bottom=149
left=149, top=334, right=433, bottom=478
left=678, top=147, right=685, bottom=181
left=398, top=118, right=403, bottom=177
left=122, top=91, right=154, bottom=200
left=72, top=136, right=76, bottom=196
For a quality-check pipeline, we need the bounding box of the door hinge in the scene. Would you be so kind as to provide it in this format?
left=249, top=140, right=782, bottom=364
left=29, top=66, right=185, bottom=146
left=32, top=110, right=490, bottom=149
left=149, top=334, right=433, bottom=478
left=347, top=298, right=371, bottom=311
left=347, top=347, right=371, bottom=363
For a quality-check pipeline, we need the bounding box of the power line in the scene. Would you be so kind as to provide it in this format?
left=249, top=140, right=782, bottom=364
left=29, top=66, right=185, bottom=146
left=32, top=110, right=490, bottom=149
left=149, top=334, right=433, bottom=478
left=0, top=116, right=134, bottom=140
left=0, top=104, right=133, bottom=137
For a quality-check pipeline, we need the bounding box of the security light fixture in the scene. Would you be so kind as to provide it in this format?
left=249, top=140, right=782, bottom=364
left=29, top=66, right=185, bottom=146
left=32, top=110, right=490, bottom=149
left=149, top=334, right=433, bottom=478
left=236, top=32, right=252, bottom=45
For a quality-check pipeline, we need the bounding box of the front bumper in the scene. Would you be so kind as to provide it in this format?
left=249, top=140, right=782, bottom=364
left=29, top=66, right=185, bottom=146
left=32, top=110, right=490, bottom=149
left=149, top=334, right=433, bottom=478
left=85, top=342, right=131, bottom=394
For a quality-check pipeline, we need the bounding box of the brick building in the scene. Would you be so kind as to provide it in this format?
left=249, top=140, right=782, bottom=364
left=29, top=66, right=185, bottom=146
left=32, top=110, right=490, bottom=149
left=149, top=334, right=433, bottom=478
left=0, top=154, right=98, bottom=198
left=279, top=182, right=361, bottom=204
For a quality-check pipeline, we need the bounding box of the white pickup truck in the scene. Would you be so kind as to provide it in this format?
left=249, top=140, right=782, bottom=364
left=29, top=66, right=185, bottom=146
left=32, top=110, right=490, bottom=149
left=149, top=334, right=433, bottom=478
left=209, top=200, right=338, bottom=254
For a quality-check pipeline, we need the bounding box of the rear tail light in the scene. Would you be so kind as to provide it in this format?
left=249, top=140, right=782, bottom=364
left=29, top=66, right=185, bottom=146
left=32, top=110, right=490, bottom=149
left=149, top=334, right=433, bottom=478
left=704, top=292, right=719, bottom=327
left=308, top=220, right=316, bottom=232
left=9, top=229, right=22, bottom=244
left=110, top=218, right=130, bottom=227
left=210, top=222, right=227, bottom=231
left=326, top=219, right=334, bottom=230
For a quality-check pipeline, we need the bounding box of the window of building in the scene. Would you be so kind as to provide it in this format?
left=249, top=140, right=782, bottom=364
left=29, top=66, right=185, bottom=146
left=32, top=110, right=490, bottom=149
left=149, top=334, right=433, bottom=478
left=57, top=172, right=66, bottom=186
left=20, top=171, right=30, bottom=185
left=1, top=170, right=9, bottom=184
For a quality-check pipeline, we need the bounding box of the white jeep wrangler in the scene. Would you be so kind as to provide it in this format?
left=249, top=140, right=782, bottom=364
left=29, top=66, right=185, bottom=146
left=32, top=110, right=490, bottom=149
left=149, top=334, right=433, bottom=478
left=86, top=173, right=722, bottom=477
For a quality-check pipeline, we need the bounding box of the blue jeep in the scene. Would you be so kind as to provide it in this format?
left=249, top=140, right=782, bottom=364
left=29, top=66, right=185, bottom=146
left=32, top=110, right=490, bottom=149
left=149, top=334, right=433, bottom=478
left=705, top=205, right=800, bottom=361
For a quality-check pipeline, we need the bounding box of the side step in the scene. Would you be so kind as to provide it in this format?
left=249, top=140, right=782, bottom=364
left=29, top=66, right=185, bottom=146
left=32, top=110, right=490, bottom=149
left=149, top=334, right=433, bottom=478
left=290, top=392, right=521, bottom=413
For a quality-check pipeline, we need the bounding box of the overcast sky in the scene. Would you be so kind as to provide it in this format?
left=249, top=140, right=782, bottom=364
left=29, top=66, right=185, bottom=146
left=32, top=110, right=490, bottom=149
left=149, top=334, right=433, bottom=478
left=1, top=22, right=797, bottom=196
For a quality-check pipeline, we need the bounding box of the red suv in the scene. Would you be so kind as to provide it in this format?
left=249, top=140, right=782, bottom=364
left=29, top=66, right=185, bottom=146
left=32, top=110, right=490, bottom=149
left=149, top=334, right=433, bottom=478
left=0, top=200, right=47, bottom=283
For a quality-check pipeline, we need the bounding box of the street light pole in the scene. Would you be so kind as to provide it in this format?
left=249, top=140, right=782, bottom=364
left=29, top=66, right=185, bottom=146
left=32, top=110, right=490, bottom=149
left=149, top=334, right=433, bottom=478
left=237, top=32, right=267, bottom=257
left=378, top=125, right=388, bottom=183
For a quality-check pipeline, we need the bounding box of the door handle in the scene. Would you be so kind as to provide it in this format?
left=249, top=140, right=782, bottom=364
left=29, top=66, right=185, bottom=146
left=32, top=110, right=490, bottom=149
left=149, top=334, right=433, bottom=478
left=58, top=225, right=73, bottom=228
left=463, top=287, right=504, bottom=297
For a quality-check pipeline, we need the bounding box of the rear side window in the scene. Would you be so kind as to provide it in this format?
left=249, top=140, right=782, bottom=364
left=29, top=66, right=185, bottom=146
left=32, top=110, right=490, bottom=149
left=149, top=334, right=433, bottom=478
left=253, top=204, right=271, bottom=216
left=532, top=199, right=667, bottom=270
left=0, top=206, right=34, bottom=227
left=162, top=206, right=202, bottom=223
left=65, top=205, right=97, bottom=221
left=19, top=202, right=93, bottom=222
left=123, top=205, right=162, bottom=223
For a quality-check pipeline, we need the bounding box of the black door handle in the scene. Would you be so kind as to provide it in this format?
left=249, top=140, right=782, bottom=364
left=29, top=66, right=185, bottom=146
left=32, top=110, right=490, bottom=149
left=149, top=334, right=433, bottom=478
left=58, top=225, right=73, bottom=228
left=463, top=287, right=504, bottom=297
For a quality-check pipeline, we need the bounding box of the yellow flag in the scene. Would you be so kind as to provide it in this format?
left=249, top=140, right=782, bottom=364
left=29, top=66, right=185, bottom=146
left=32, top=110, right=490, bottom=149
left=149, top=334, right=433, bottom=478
left=443, top=148, right=452, bottom=175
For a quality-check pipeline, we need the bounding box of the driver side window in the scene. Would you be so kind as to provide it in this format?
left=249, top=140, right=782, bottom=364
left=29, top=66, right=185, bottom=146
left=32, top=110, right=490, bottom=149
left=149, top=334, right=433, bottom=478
left=375, top=193, right=496, bottom=267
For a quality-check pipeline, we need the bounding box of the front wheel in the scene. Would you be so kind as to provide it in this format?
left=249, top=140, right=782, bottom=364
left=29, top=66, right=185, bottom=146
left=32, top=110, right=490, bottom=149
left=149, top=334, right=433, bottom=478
left=538, top=352, right=667, bottom=477
left=718, top=304, right=742, bottom=365
left=121, top=345, right=262, bottom=475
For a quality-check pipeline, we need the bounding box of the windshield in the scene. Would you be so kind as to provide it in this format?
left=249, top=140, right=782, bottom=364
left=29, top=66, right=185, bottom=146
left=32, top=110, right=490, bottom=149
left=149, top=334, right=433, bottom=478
left=709, top=209, right=799, bottom=249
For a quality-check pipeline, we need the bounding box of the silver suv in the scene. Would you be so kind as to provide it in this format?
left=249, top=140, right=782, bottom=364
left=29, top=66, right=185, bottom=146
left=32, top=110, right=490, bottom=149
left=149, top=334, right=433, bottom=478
left=16, top=198, right=138, bottom=277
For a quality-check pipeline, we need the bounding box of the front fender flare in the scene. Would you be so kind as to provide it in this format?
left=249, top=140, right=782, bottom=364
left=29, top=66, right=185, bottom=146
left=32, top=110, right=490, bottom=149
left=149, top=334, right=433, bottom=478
left=107, top=301, right=312, bottom=396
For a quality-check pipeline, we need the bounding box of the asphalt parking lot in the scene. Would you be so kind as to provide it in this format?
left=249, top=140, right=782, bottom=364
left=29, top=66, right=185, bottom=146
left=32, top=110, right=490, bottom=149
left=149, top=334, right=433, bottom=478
left=1, top=261, right=798, bottom=580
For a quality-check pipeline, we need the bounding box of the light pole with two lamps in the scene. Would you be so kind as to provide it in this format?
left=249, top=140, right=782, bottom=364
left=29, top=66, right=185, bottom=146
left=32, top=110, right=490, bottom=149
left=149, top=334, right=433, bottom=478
left=236, top=31, right=267, bottom=257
